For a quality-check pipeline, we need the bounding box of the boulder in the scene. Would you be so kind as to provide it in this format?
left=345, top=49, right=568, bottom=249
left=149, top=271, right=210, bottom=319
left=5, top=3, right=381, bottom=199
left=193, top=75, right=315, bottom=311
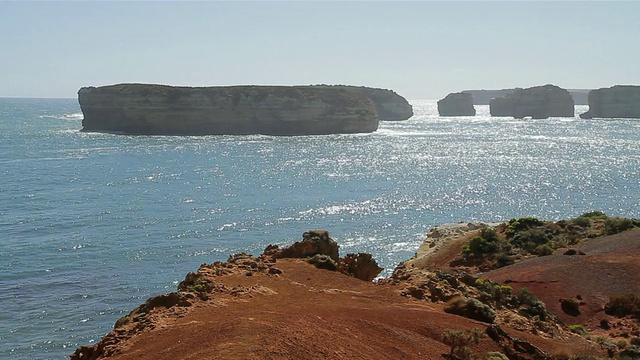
left=338, top=252, right=383, bottom=281
left=489, top=84, right=574, bottom=119
left=308, top=254, right=339, bottom=271
left=78, top=84, right=379, bottom=135
left=437, top=92, right=476, bottom=116
left=444, top=296, right=496, bottom=323
left=580, top=85, right=640, bottom=119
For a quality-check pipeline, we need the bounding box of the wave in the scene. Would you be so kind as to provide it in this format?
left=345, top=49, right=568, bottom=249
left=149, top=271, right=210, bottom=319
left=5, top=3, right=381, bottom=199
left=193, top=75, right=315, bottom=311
left=39, top=112, right=84, bottom=120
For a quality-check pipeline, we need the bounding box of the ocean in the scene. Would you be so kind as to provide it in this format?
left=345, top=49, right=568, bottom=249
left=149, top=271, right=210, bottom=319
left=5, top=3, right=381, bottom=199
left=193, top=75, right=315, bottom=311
left=1, top=98, right=639, bottom=359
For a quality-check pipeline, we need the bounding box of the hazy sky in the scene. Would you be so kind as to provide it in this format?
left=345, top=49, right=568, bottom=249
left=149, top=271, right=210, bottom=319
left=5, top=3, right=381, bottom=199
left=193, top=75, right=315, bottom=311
left=2, top=1, right=639, bottom=99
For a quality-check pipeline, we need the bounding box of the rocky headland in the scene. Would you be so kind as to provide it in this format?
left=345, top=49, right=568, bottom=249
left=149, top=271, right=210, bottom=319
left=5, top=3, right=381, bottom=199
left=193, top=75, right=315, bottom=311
left=437, top=92, right=476, bottom=116
left=489, top=84, right=575, bottom=119
left=71, top=214, right=640, bottom=360
left=354, top=86, right=413, bottom=120
left=78, top=84, right=394, bottom=136
left=580, top=85, right=640, bottom=119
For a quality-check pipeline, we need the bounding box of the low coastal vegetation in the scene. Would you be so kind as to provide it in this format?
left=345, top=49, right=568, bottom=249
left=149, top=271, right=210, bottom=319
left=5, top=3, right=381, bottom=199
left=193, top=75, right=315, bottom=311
left=441, top=327, right=485, bottom=359
left=605, top=293, right=640, bottom=319
left=457, top=212, right=639, bottom=271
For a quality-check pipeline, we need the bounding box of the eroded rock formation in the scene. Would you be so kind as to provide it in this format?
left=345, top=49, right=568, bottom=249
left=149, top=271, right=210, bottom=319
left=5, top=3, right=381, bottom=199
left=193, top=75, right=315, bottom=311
left=580, top=85, right=640, bottom=119
left=463, top=89, right=590, bottom=105
left=265, top=230, right=340, bottom=262
left=489, top=84, right=574, bottom=119
left=437, top=92, right=476, bottom=116
left=78, top=84, right=380, bottom=135
left=355, top=86, right=413, bottom=120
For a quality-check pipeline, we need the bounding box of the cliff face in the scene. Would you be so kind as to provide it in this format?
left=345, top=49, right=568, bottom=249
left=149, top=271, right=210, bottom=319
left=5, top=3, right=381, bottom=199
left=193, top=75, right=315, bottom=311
left=355, top=87, right=413, bottom=121
left=78, top=84, right=379, bottom=136
left=463, top=88, right=590, bottom=105
left=437, top=92, right=476, bottom=116
left=489, top=84, right=574, bottom=119
left=580, top=85, right=640, bottom=119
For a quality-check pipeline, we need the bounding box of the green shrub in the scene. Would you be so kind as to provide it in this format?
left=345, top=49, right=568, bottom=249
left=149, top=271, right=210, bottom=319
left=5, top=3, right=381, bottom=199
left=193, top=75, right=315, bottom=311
left=466, top=227, right=501, bottom=257
left=516, top=288, right=548, bottom=320
left=619, top=345, right=640, bottom=359
left=485, top=351, right=509, bottom=360
left=595, top=335, right=616, bottom=351
left=604, top=217, right=635, bottom=235
left=442, top=328, right=485, bottom=360
left=495, top=252, right=515, bottom=267
left=571, top=216, right=591, bottom=227
left=480, top=227, right=500, bottom=242
left=535, top=244, right=554, bottom=256
left=516, top=288, right=538, bottom=306
left=514, top=228, right=550, bottom=251
left=474, top=279, right=512, bottom=304
left=580, top=211, right=607, bottom=219
left=505, top=217, right=543, bottom=237
left=469, top=235, right=497, bottom=256
left=445, top=296, right=496, bottom=323
left=568, top=324, right=588, bottom=335
left=604, top=293, right=640, bottom=317
left=560, top=298, right=581, bottom=316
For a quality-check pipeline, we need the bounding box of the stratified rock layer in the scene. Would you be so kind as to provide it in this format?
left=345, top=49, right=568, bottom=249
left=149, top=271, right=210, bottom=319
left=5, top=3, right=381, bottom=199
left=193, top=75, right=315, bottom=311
left=580, top=85, right=640, bottom=119
left=462, top=89, right=590, bottom=105
left=489, top=84, right=574, bottom=119
left=437, top=92, right=476, bottom=116
left=78, top=84, right=380, bottom=135
left=356, top=86, right=413, bottom=120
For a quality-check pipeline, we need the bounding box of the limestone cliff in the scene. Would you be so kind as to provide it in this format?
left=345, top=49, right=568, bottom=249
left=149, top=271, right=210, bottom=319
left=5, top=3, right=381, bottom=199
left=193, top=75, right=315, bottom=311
left=463, top=88, right=590, bottom=105
left=78, top=84, right=379, bottom=136
left=354, top=86, right=413, bottom=121
left=489, top=84, right=574, bottom=119
left=437, top=92, right=476, bottom=116
left=580, top=85, right=640, bottom=119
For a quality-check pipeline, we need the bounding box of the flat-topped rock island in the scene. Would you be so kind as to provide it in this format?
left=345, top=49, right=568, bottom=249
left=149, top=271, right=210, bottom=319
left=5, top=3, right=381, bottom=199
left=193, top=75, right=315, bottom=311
left=580, top=85, right=640, bottom=119
left=78, top=84, right=399, bottom=136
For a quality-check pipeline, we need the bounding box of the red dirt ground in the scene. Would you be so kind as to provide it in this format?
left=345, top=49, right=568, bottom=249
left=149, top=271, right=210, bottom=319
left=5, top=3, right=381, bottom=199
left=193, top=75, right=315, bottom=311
left=484, top=228, right=640, bottom=336
left=73, top=228, right=640, bottom=360
left=104, top=259, right=498, bottom=360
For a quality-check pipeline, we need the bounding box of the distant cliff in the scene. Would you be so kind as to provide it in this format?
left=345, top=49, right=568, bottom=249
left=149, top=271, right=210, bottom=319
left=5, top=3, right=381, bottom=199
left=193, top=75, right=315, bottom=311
left=462, top=88, right=590, bottom=105
left=354, top=86, right=413, bottom=120
left=78, top=84, right=380, bottom=136
left=437, top=92, right=475, bottom=116
left=489, top=84, right=574, bottom=119
left=580, top=85, right=640, bottom=119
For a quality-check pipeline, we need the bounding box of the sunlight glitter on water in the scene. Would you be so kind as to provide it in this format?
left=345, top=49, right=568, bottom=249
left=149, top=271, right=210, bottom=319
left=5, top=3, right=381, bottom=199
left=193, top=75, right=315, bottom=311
left=1, top=99, right=640, bottom=359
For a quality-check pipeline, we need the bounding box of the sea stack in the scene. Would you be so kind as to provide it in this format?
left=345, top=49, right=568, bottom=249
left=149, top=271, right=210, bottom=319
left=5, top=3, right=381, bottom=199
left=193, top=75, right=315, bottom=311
left=437, top=92, right=476, bottom=116
left=78, top=84, right=380, bottom=136
left=489, top=84, right=574, bottom=119
left=580, top=85, right=640, bottom=119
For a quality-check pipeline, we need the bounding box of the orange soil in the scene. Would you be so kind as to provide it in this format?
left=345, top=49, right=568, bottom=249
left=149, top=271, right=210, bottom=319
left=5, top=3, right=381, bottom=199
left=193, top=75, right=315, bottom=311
left=75, top=228, right=640, bottom=360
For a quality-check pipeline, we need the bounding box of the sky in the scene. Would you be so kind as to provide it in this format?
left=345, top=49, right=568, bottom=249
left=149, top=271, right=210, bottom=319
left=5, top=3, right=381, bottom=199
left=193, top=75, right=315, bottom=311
left=1, top=1, right=639, bottom=100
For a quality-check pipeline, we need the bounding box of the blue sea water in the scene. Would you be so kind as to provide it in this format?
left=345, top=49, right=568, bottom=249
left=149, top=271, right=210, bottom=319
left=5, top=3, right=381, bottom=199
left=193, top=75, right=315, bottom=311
left=1, top=98, right=639, bottom=359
